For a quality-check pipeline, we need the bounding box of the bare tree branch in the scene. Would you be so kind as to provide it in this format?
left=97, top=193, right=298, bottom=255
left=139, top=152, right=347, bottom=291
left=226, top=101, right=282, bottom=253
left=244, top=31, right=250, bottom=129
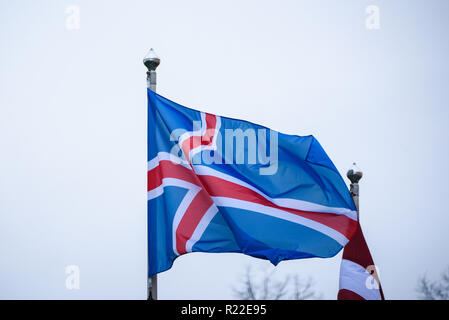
left=233, top=266, right=321, bottom=300
left=291, top=275, right=314, bottom=300
left=272, top=275, right=289, bottom=300
left=417, top=267, right=449, bottom=300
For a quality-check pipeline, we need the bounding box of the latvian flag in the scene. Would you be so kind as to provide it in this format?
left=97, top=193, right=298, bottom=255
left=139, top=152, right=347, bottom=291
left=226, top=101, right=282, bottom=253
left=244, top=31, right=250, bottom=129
left=338, top=223, right=385, bottom=300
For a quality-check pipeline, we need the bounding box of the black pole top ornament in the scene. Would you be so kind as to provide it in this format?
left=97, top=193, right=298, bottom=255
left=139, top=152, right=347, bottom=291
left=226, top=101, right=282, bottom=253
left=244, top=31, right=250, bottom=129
left=143, top=48, right=160, bottom=71
left=347, top=162, right=363, bottom=184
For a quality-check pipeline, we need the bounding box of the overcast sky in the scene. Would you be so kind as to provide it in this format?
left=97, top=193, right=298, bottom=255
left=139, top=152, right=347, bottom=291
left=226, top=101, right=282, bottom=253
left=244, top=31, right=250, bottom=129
left=1, top=0, right=448, bottom=299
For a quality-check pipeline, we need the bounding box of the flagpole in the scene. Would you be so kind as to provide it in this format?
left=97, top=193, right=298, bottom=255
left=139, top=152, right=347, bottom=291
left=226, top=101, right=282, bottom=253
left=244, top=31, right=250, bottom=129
left=347, top=163, right=362, bottom=220
left=144, top=48, right=160, bottom=300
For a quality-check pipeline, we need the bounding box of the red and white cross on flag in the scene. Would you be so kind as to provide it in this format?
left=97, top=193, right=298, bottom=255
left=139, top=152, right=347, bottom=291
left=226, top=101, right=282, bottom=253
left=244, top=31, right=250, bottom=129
left=178, top=112, right=221, bottom=163
left=338, top=223, right=385, bottom=300
left=148, top=111, right=222, bottom=255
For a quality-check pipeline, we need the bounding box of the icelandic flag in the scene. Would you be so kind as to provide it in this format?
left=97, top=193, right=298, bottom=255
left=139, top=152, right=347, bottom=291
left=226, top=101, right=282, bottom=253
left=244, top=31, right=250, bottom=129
left=147, top=89, right=358, bottom=276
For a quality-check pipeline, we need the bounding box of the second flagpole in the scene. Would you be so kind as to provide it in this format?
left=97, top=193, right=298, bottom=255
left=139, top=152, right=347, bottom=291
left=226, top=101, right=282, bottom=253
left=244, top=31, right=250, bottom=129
left=347, top=162, right=362, bottom=221
left=144, top=48, right=160, bottom=300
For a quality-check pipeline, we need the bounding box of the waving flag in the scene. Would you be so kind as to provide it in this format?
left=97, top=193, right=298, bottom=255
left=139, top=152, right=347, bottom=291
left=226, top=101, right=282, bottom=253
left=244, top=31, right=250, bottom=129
left=338, top=223, right=385, bottom=300
left=147, top=89, right=358, bottom=276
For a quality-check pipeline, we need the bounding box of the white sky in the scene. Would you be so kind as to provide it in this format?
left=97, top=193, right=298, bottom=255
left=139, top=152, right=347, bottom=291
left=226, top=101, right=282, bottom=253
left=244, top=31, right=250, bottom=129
left=1, top=0, right=448, bottom=299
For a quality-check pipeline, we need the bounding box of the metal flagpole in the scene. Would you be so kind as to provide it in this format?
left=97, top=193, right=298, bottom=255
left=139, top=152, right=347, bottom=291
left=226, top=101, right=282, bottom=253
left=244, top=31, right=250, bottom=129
left=144, top=48, right=160, bottom=300
left=347, top=162, right=362, bottom=221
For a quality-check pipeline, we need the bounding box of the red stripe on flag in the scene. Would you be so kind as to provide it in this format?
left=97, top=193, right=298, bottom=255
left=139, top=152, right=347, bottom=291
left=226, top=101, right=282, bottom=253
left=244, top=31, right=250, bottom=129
left=337, top=289, right=365, bottom=300
left=198, top=174, right=357, bottom=239
left=175, top=190, right=214, bottom=254
left=148, top=161, right=357, bottom=240
left=181, top=114, right=217, bottom=161
left=147, top=160, right=200, bottom=191
left=202, top=113, right=217, bottom=144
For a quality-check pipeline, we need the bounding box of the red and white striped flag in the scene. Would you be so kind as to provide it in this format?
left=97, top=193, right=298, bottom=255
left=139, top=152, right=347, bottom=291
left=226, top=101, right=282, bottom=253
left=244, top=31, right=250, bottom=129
left=338, top=223, right=385, bottom=300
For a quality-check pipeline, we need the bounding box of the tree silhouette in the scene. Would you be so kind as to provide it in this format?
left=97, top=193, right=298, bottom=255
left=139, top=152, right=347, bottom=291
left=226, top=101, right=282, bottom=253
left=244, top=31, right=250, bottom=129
left=416, top=267, right=449, bottom=300
left=233, top=266, right=322, bottom=300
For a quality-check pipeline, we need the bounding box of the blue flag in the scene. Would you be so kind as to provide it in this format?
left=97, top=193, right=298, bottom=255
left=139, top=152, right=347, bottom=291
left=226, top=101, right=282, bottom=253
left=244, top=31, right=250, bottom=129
left=148, top=89, right=357, bottom=276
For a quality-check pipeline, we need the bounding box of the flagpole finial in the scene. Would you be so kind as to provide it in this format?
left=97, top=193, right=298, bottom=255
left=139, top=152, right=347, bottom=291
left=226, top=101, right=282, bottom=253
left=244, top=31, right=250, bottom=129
left=143, top=48, right=160, bottom=71
left=347, top=162, right=363, bottom=184
left=143, top=48, right=160, bottom=91
left=347, top=163, right=362, bottom=216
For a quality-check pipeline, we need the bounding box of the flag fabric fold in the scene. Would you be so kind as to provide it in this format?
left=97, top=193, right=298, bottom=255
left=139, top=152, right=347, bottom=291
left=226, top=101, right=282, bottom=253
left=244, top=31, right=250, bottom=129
left=338, top=223, right=385, bottom=300
left=147, top=89, right=358, bottom=276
